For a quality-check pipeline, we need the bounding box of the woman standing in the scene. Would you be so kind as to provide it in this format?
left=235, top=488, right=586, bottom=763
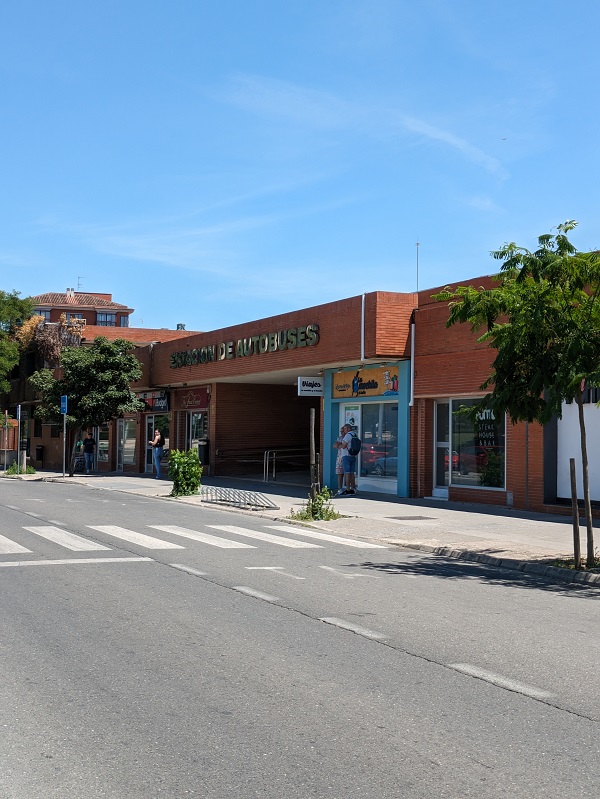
left=149, top=427, right=165, bottom=479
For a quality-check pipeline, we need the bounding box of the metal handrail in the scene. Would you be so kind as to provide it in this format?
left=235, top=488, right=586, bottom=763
left=263, top=447, right=311, bottom=482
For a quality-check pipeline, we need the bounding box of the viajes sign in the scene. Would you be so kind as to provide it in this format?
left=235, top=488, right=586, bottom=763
left=170, top=324, right=320, bottom=369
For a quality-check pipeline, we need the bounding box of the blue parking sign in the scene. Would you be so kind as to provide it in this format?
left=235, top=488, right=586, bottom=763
left=60, top=395, right=68, bottom=415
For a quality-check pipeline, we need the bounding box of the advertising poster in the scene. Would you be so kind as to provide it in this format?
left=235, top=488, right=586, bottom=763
left=332, top=366, right=399, bottom=399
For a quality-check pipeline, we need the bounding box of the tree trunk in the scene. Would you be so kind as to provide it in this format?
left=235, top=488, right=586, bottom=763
left=576, top=391, right=595, bottom=567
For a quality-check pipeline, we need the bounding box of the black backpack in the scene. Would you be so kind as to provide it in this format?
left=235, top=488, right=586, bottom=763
left=348, top=435, right=362, bottom=456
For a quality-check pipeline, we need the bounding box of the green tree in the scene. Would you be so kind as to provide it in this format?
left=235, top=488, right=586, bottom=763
left=435, top=221, right=600, bottom=568
left=29, top=337, right=145, bottom=475
left=0, top=290, right=33, bottom=393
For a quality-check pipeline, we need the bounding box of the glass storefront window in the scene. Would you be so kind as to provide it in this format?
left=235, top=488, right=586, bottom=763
left=97, top=424, right=109, bottom=462
left=360, top=403, right=398, bottom=478
left=452, top=400, right=505, bottom=488
left=122, top=419, right=137, bottom=465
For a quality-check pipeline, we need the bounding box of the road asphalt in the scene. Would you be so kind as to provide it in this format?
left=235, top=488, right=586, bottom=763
left=4, top=468, right=600, bottom=587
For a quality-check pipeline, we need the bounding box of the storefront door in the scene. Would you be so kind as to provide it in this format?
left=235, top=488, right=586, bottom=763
left=146, top=414, right=170, bottom=474
left=339, top=402, right=398, bottom=495
left=186, top=411, right=206, bottom=450
left=433, top=401, right=450, bottom=497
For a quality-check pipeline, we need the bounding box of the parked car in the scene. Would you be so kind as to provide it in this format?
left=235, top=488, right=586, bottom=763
left=361, top=446, right=397, bottom=474
left=458, top=445, right=499, bottom=474
left=372, top=455, right=398, bottom=477
left=444, top=449, right=459, bottom=470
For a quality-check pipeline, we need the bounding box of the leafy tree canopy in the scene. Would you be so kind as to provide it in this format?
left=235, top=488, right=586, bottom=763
left=29, top=337, right=144, bottom=429
left=0, top=290, right=33, bottom=394
left=434, top=221, right=600, bottom=425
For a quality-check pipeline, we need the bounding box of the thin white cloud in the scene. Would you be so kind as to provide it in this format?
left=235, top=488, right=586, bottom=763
left=400, top=115, right=508, bottom=178
left=216, top=73, right=508, bottom=179
left=466, top=196, right=504, bottom=213
left=220, top=73, right=359, bottom=130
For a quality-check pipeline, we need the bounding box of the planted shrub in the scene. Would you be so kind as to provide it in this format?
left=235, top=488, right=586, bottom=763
left=290, top=486, right=341, bottom=521
left=168, top=449, right=202, bottom=497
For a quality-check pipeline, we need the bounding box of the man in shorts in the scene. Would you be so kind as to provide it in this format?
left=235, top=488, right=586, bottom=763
left=339, top=424, right=357, bottom=495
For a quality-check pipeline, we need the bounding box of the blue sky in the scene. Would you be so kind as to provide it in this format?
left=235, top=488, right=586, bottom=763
left=2, top=1, right=600, bottom=330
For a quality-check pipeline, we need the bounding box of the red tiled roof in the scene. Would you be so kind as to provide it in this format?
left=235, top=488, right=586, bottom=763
left=81, top=326, right=200, bottom=344
left=30, top=292, right=133, bottom=311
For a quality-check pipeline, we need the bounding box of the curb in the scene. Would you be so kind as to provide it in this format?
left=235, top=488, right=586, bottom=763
left=383, top=541, right=600, bottom=586
left=39, top=476, right=600, bottom=588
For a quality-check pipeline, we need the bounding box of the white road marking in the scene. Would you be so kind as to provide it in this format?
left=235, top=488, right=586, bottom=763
left=6, top=505, right=20, bottom=510
left=447, top=663, right=555, bottom=700
left=233, top=586, right=280, bottom=602
left=0, top=534, right=32, bottom=554
left=23, top=498, right=44, bottom=502
left=26, top=512, right=41, bottom=517
left=170, top=564, right=208, bottom=577
left=87, top=525, right=184, bottom=550
left=320, top=617, right=386, bottom=640
left=23, top=526, right=112, bottom=552
left=209, top=525, right=321, bottom=549
left=149, top=525, right=255, bottom=549
left=245, top=566, right=305, bottom=580
left=0, top=557, right=153, bottom=568
left=267, top=525, right=387, bottom=548
left=318, top=565, right=381, bottom=579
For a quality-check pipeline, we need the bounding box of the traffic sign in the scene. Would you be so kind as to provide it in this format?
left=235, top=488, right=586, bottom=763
left=60, top=395, right=68, bottom=415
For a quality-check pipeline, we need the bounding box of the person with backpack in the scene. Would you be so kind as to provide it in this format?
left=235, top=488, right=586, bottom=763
left=149, top=427, right=166, bottom=479
left=339, top=423, right=361, bottom=495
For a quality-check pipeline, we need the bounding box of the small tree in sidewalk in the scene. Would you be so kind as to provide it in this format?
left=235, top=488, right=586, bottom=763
left=435, top=221, right=600, bottom=568
left=29, top=337, right=144, bottom=475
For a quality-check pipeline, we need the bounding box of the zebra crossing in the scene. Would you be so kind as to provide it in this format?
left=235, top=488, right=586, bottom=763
left=0, top=521, right=387, bottom=561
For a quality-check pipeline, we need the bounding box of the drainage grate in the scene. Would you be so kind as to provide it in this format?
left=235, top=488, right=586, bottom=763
left=386, top=515, right=437, bottom=521
left=200, top=486, right=280, bottom=510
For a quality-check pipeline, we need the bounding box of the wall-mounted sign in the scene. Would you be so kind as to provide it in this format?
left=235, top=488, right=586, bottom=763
left=170, top=324, right=319, bottom=369
left=137, top=390, right=169, bottom=412
left=172, top=387, right=209, bottom=411
left=297, top=377, right=324, bottom=396
left=332, top=366, right=399, bottom=399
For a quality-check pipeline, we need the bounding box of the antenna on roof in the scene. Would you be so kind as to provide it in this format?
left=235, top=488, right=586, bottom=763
left=415, top=240, right=420, bottom=292
left=77, top=276, right=84, bottom=291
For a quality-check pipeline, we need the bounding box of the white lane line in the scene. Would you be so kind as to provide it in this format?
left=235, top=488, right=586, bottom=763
left=320, top=617, right=386, bottom=640
left=26, top=512, right=42, bottom=517
left=170, top=563, right=208, bottom=577
left=267, top=525, right=387, bottom=548
left=149, top=525, right=255, bottom=549
left=233, top=586, right=280, bottom=602
left=87, top=525, right=184, bottom=550
left=23, top=499, right=44, bottom=502
left=245, top=566, right=305, bottom=580
left=6, top=505, right=20, bottom=510
left=209, top=525, right=322, bottom=549
left=0, top=534, right=32, bottom=554
left=448, top=663, right=555, bottom=700
left=318, top=565, right=381, bottom=580
left=23, top=526, right=112, bottom=552
left=0, top=557, right=153, bottom=568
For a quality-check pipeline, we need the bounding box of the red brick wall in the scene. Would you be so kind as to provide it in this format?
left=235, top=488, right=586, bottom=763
left=211, top=383, right=321, bottom=475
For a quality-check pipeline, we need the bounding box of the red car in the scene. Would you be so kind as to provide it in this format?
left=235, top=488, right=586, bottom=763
left=458, top=446, right=498, bottom=474
left=361, top=445, right=397, bottom=474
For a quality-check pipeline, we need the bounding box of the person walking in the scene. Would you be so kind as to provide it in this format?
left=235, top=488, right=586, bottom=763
left=82, top=431, right=96, bottom=475
left=149, top=427, right=165, bottom=479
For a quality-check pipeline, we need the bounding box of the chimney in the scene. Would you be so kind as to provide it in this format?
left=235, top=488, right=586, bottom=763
left=177, top=323, right=186, bottom=330
left=66, top=287, right=75, bottom=303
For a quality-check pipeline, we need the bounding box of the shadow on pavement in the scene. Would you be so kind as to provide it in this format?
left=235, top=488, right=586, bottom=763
left=355, top=557, right=600, bottom=599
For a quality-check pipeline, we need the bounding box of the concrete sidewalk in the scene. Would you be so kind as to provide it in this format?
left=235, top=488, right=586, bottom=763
left=6, top=468, right=600, bottom=586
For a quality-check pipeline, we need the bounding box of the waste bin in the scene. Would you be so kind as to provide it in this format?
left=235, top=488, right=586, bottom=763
left=35, top=445, right=44, bottom=466
left=198, top=439, right=210, bottom=474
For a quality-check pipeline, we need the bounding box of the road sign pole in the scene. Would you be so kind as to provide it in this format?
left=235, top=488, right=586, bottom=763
left=16, top=404, right=21, bottom=475
left=61, top=396, right=68, bottom=478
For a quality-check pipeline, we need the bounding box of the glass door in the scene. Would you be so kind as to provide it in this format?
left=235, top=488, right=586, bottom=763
left=186, top=412, right=205, bottom=450
left=433, top=401, right=450, bottom=497
left=146, top=414, right=170, bottom=473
